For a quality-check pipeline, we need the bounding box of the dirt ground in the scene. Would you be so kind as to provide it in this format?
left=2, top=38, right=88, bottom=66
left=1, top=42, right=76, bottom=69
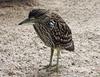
left=0, top=0, right=100, bottom=77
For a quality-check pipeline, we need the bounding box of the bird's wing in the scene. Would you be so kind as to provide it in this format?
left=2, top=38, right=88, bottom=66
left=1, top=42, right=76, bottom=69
left=33, top=23, right=55, bottom=47
left=48, top=13, right=74, bottom=51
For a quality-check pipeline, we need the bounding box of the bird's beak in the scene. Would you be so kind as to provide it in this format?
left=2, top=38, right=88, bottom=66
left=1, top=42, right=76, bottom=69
left=18, top=18, right=31, bottom=25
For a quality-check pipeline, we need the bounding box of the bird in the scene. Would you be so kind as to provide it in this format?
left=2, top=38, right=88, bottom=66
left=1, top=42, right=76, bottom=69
left=19, top=9, right=74, bottom=72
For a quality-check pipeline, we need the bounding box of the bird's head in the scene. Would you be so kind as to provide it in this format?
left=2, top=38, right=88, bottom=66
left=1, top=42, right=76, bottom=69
left=19, top=9, right=48, bottom=25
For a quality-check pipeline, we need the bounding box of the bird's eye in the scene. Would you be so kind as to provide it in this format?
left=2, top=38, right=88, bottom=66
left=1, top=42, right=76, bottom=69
left=48, top=20, right=55, bottom=28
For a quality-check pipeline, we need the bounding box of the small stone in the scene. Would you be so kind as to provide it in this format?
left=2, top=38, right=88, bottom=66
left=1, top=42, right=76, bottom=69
left=72, top=62, right=75, bottom=65
left=8, top=72, right=15, bottom=76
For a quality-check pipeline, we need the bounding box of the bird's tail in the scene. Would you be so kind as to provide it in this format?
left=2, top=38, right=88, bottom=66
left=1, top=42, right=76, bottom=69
left=65, top=40, right=74, bottom=52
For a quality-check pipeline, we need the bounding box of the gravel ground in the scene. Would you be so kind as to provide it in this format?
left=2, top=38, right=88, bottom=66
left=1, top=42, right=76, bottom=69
left=0, top=0, right=100, bottom=77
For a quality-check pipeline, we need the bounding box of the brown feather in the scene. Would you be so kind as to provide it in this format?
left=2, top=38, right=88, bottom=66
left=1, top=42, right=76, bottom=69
left=33, top=10, right=74, bottom=51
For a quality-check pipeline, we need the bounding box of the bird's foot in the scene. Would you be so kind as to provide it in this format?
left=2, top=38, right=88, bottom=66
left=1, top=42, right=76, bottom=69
left=47, top=66, right=59, bottom=74
left=39, top=64, right=57, bottom=71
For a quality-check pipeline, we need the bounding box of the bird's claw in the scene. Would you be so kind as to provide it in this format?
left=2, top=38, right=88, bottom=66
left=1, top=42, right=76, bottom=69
left=39, top=64, right=57, bottom=71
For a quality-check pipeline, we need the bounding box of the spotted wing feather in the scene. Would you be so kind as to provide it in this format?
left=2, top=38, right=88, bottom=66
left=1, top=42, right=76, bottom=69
left=49, top=13, right=74, bottom=51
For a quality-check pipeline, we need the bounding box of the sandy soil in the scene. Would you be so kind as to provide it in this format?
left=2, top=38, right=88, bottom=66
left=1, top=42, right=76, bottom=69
left=0, top=0, right=100, bottom=77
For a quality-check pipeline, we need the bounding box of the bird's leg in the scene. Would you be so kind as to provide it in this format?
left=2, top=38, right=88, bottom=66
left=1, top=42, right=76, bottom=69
left=41, top=48, right=54, bottom=70
left=45, top=48, right=54, bottom=68
left=56, top=48, right=60, bottom=72
left=49, top=48, right=54, bottom=66
left=49, top=48, right=60, bottom=73
left=39, top=48, right=60, bottom=73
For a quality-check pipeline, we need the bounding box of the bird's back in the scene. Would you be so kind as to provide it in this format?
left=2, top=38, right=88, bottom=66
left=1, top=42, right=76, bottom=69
left=48, top=13, right=74, bottom=51
left=33, top=11, right=74, bottom=51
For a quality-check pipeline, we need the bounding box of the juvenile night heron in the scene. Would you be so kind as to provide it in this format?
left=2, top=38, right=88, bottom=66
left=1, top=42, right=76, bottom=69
left=19, top=9, right=74, bottom=72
